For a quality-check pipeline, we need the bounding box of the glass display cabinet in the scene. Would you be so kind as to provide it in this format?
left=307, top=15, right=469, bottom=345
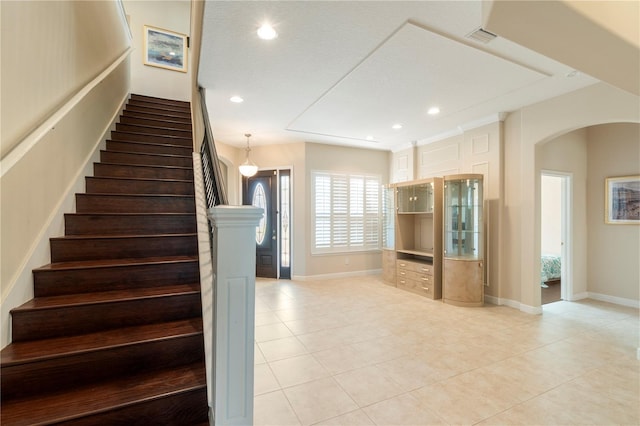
left=394, top=178, right=443, bottom=299
left=381, top=184, right=396, bottom=285
left=442, top=174, right=484, bottom=306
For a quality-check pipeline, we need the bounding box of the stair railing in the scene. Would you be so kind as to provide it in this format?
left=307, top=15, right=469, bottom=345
left=199, top=86, right=228, bottom=207
left=196, top=87, right=261, bottom=425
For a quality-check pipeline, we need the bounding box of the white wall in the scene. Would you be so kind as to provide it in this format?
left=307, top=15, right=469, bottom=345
left=540, top=176, right=562, bottom=256
left=0, top=1, right=131, bottom=348
left=587, top=123, right=640, bottom=302
left=123, top=0, right=191, bottom=102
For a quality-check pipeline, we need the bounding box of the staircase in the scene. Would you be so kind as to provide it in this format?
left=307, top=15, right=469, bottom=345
left=0, top=95, right=209, bottom=425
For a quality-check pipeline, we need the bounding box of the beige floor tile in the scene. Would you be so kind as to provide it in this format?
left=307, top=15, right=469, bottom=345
left=254, top=390, right=301, bottom=426
left=334, top=365, right=404, bottom=407
left=312, top=409, right=374, bottom=425
left=312, top=345, right=371, bottom=375
left=254, top=278, right=639, bottom=426
left=283, top=377, right=358, bottom=425
left=256, top=322, right=294, bottom=343
left=363, top=393, right=447, bottom=425
left=374, top=355, right=443, bottom=391
left=255, top=311, right=284, bottom=327
left=258, top=336, right=309, bottom=362
left=269, top=354, right=330, bottom=388
left=254, top=363, right=281, bottom=396
left=255, top=343, right=267, bottom=364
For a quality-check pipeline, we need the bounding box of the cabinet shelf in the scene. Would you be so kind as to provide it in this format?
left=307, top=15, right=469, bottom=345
left=397, top=249, right=434, bottom=258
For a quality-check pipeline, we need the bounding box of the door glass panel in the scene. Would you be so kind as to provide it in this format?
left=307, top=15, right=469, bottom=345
left=253, top=182, right=267, bottom=244
left=280, top=175, right=290, bottom=267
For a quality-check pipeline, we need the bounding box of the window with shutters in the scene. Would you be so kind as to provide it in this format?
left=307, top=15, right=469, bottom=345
left=312, top=171, right=381, bottom=254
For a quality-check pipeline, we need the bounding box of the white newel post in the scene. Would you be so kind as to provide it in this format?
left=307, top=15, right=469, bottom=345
left=208, top=205, right=263, bottom=426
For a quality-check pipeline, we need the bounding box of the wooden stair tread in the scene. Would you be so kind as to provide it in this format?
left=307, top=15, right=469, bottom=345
left=50, top=233, right=196, bottom=241
left=122, top=110, right=192, bottom=124
left=87, top=175, right=193, bottom=184
left=97, top=161, right=193, bottom=171
left=108, top=135, right=193, bottom=148
left=0, top=363, right=206, bottom=425
left=110, top=130, right=192, bottom=142
left=14, top=283, right=200, bottom=311
left=33, top=255, right=198, bottom=271
left=1, top=319, right=203, bottom=366
left=77, top=192, right=195, bottom=198
left=101, top=149, right=192, bottom=160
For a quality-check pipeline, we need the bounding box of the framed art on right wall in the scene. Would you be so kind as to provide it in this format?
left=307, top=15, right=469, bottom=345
left=605, top=175, right=640, bottom=224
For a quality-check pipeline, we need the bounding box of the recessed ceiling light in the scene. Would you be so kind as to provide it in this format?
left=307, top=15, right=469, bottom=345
left=366, top=135, right=374, bottom=141
left=257, top=23, right=278, bottom=40
left=230, top=96, right=244, bottom=103
left=392, top=124, right=403, bottom=130
left=427, top=106, right=440, bottom=115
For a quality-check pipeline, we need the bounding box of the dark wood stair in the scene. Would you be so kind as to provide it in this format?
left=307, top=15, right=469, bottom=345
left=0, top=94, right=209, bottom=425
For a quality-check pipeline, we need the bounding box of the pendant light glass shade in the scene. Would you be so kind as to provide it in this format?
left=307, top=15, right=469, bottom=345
left=239, top=133, right=258, bottom=177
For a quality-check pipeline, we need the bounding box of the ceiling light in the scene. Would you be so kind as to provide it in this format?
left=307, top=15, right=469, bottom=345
left=230, top=96, right=244, bottom=103
left=366, top=135, right=374, bottom=141
left=239, top=133, right=258, bottom=177
left=392, top=124, right=403, bottom=130
left=257, top=24, right=277, bottom=40
left=427, top=106, right=440, bottom=115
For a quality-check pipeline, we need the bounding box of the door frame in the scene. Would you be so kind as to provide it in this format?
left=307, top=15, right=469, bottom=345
left=541, top=170, right=573, bottom=302
left=241, top=166, right=293, bottom=279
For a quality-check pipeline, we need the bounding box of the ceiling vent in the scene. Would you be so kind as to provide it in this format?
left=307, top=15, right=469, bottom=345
left=466, top=27, right=497, bottom=44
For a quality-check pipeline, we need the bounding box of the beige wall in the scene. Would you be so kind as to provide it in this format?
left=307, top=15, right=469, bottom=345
left=216, top=140, right=389, bottom=278
left=587, top=123, right=640, bottom=302
left=536, top=128, right=589, bottom=297
left=503, top=82, right=639, bottom=312
left=1, top=2, right=131, bottom=348
left=123, top=0, right=192, bottom=102
left=390, top=122, right=503, bottom=299
left=1, top=1, right=130, bottom=158
left=305, top=143, right=390, bottom=278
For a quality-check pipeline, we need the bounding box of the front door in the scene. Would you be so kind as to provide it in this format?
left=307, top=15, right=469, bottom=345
left=243, top=170, right=278, bottom=278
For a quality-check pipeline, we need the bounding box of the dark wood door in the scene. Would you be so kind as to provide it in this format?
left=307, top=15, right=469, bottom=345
left=243, top=170, right=278, bottom=278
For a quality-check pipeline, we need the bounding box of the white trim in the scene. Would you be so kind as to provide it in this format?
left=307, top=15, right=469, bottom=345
left=1, top=48, right=132, bottom=178
left=484, top=295, right=542, bottom=314
left=116, top=0, right=133, bottom=41
left=292, top=269, right=382, bottom=281
left=587, top=292, right=640, bottom=309
left=568, top=291, right=589, bottom=301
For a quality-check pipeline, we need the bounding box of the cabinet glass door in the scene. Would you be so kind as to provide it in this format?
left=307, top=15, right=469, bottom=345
left=444, top=178, right=483, bottom=258
left=396, top=186, right=411, bottom=213
left=413, top=183, right=433, bottom=213
left=382, top=185, right=395, bottom=249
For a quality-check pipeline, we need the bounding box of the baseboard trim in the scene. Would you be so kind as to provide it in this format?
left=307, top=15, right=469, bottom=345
left=292, top=269, right=382, bottom=281
left=484, top=295, right=542, bottom=314
left=587, top=292, right=639, bottom=309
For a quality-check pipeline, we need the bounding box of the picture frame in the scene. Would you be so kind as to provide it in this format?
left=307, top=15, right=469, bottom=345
left=143, top=25, right=187, bottom=73
left=605, top=175, right=640, bottom=224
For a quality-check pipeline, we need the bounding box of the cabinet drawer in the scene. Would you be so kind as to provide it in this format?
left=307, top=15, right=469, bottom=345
left=396, top=260, right=433, bottom=276
left=397, top=277, right=434, bottom=298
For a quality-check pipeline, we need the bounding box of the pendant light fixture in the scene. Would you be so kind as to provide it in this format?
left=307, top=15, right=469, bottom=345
left=239, top=133, right=258, bottom=177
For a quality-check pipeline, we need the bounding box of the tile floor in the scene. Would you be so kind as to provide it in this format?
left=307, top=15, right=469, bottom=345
left=253, top=275, right=639, bottom=425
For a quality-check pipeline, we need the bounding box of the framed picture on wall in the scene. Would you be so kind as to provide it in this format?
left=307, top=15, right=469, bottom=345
left=143, top=25, right=188, bottom=72
left=605, top=175, right=640, bottom=224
